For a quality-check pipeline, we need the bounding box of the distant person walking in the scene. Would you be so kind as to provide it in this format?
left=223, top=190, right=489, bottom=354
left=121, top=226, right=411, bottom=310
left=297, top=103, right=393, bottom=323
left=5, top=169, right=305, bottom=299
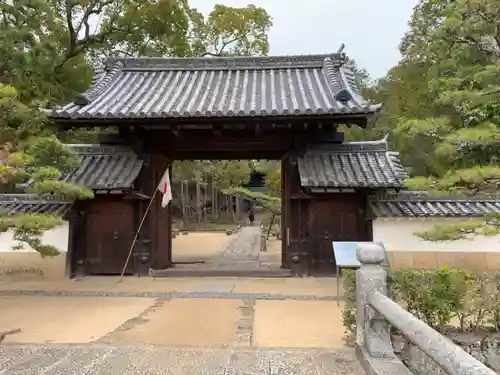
left=248, top=211, right=255, bottom=226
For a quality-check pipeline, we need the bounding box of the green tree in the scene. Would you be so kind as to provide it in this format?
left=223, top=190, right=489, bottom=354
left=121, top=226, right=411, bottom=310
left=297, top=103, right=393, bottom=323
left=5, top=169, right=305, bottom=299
left=0, top=0, right=195, bottom=103
left=252, top=160, right=280, bottom=195
left=1, top=0, right=272, bottom=105
left=0, top=84, right=92, bottom=255
left=187, top=4, right=272, bottom=57
left=210, top=161, right=251, bottom=189
left=394, top=0, right=500, bottom=240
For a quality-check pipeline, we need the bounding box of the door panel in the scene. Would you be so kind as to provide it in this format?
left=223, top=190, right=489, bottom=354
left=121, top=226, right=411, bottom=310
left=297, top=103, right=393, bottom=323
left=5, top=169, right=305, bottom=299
left=85, top=200, right=134, bottom=275
left=308, top=194, right=366, bottom=273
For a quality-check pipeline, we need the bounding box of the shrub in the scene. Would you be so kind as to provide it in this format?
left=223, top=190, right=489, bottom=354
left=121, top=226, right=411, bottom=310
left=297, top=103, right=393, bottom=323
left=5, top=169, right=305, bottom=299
left=341, top=267, right=500, bottom=343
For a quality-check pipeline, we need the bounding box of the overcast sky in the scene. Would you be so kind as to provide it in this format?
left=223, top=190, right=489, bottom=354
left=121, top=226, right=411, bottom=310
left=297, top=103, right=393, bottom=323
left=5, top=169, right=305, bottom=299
left=189, top=0, right=419, bottom=79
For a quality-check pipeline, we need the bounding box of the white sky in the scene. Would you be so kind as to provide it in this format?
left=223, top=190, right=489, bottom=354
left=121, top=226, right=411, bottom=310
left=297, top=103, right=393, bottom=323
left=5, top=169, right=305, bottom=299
left=189, top=0, right=419, bottom=79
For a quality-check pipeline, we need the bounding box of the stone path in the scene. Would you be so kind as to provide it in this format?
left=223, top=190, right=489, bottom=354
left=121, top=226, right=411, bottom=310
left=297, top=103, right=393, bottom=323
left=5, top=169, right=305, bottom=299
left=172, top=226, right=282, bottom=272
left=211, top=226, right=261, bottom=266
left=0, top=344, right=365, bottom=375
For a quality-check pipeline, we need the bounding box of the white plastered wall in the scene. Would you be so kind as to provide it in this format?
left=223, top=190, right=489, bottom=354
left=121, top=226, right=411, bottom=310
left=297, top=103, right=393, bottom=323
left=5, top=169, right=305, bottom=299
left=373, top=217, right=500, bottom=252
left=0, top=222, right=69, bottom=280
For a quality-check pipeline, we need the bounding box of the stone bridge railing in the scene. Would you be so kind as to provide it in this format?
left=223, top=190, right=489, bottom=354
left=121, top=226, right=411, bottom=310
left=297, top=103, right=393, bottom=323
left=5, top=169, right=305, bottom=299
left=355, top=243, right=497, bottom=375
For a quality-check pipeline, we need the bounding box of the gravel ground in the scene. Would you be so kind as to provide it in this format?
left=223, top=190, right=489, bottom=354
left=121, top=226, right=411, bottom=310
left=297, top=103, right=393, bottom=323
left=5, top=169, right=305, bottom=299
left=0, top=344, right=365, bottom=375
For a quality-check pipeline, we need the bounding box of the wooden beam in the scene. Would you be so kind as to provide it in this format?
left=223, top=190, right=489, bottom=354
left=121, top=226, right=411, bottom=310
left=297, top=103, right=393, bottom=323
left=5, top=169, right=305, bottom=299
left=52, top=114, right=372, bottom=129
left=174, top=151, right=285, bottom=160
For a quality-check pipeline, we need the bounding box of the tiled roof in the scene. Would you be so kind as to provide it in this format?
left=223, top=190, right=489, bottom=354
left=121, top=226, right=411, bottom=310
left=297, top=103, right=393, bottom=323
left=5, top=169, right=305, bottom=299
left=63, top=144, right=143, bottom=190
left=370, top=193, right=500, bottom=217
left=0, top=194, right=72, bottom=216
left=297, top=139, right=406, bottom=189
left=50, top=53, right=381, bottom=120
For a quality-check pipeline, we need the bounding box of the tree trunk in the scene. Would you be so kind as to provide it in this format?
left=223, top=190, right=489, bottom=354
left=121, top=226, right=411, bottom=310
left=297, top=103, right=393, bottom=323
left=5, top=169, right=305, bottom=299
left=230, top=196, right=236, bottom=222
left=224, top=195, right=230, bottom=221
left=196, top=182, right=201, bottom=222
left=212, top=183, right=217, bottom=220
left=203, top=182, right=208, bottom=222
left=181, top=181, right=187, bottom=218
left=266, top=214, right=275, bottom=239
left=235, top=195, right=241, bottom=221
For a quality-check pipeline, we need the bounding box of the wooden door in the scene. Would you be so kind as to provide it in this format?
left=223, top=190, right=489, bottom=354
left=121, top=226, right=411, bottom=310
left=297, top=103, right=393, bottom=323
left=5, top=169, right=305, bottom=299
left=308, top=194, right=366, bottom=273
left=85, top=200, right=135, bottom=275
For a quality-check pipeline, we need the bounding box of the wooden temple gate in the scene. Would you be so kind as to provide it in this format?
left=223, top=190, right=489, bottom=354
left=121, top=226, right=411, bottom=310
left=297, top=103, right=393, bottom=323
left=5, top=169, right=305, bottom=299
left=50, top=53, right=407, bottom=277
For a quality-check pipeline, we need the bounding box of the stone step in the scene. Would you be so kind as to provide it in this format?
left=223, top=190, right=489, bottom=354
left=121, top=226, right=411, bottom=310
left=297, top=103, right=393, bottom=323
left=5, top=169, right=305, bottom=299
left=150, top=268, right=292, bottom=278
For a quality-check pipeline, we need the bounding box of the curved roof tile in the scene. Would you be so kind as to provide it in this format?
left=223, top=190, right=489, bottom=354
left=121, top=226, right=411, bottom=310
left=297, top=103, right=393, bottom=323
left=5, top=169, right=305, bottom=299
left=297, top=139, right=406, bottom=189
left=62, top=144, right=143, bottom=190
left=370, top=192, right=500, bottom=217
left=50, top=53, right=381, bottom=120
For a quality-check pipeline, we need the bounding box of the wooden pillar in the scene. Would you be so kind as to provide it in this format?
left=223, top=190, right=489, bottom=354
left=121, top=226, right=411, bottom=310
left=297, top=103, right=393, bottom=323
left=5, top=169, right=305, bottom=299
left=364, top=194, right=375, bottom=242
left=66, top=202, right=87, bottom=277
left=136, top=155, right=153, bottom=271
left=282, top=154, right=310, bottom=275
left=281, top=156, right=292, bottom=269
left=64, top=207, right=78, bottom=278
left=150, top=153, right=172, bottom=269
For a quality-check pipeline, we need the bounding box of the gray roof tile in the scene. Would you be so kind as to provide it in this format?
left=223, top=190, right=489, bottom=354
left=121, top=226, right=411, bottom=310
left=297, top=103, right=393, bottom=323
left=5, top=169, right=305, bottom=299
left=50, top=54, right=381, bottom=120
left=297, top=139, right=406, bottom=189
left=63, top=144, right=143, bottom=190
left=0, top=194, right=73, bottom=215
left=370, top=193, right=500, bottom=217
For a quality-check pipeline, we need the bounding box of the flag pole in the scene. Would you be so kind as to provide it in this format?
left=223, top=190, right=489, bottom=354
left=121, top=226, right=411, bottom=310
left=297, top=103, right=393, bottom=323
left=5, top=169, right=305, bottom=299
left=119, top=164, right=172, bottom=278
left=120, top=188, right=159, bottom=277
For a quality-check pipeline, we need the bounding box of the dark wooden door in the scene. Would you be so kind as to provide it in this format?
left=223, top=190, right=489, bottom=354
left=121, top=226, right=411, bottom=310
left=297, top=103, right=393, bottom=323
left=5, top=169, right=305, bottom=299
left=85, top=200, right=134, bottom=275
left=308, top=194, right=366, bottom=273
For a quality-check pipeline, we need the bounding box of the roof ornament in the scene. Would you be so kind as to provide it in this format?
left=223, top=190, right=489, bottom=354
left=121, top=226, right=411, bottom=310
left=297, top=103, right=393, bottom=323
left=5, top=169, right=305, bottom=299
left=74, top=60, right=124, bottom=106
left=382, top=133, right=389, bottom=143
left=335, top=43, right=347, bottom=65
left=334, top=89, right=352, bottom=102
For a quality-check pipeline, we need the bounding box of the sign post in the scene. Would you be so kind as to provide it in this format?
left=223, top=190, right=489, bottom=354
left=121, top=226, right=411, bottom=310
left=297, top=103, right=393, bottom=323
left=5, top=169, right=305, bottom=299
left=332, top=241, right=390, bottom=305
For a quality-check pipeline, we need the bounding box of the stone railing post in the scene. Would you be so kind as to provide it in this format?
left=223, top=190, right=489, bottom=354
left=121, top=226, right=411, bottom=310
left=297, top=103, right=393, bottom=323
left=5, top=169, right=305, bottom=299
left=356, top=243, right=395, bottom=358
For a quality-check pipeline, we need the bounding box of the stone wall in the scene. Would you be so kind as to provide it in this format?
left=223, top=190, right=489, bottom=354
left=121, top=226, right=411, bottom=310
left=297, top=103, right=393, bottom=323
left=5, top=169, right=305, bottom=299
left=374, top=218, right=500, bottom=272
left=0, top=223, right=68, bottom=280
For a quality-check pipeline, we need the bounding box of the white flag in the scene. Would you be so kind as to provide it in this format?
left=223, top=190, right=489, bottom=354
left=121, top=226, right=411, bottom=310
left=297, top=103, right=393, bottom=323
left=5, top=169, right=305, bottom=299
left=157, top=167, right=172, bottom=208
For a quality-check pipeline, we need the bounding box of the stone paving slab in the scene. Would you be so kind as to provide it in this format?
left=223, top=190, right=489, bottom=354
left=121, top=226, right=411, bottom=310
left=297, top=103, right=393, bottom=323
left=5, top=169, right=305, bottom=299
left=253, top=300, right=346, bottom=348
left=0, top=296, right=156, bottom=344
left=103, top=299, right=242, bottom=347
left=0, top=344, right=364, bottom=375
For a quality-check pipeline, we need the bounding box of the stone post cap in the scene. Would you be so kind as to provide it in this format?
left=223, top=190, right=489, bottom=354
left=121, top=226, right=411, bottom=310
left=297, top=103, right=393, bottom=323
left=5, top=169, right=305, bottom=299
left=356, top=243, right=385, bottom=265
